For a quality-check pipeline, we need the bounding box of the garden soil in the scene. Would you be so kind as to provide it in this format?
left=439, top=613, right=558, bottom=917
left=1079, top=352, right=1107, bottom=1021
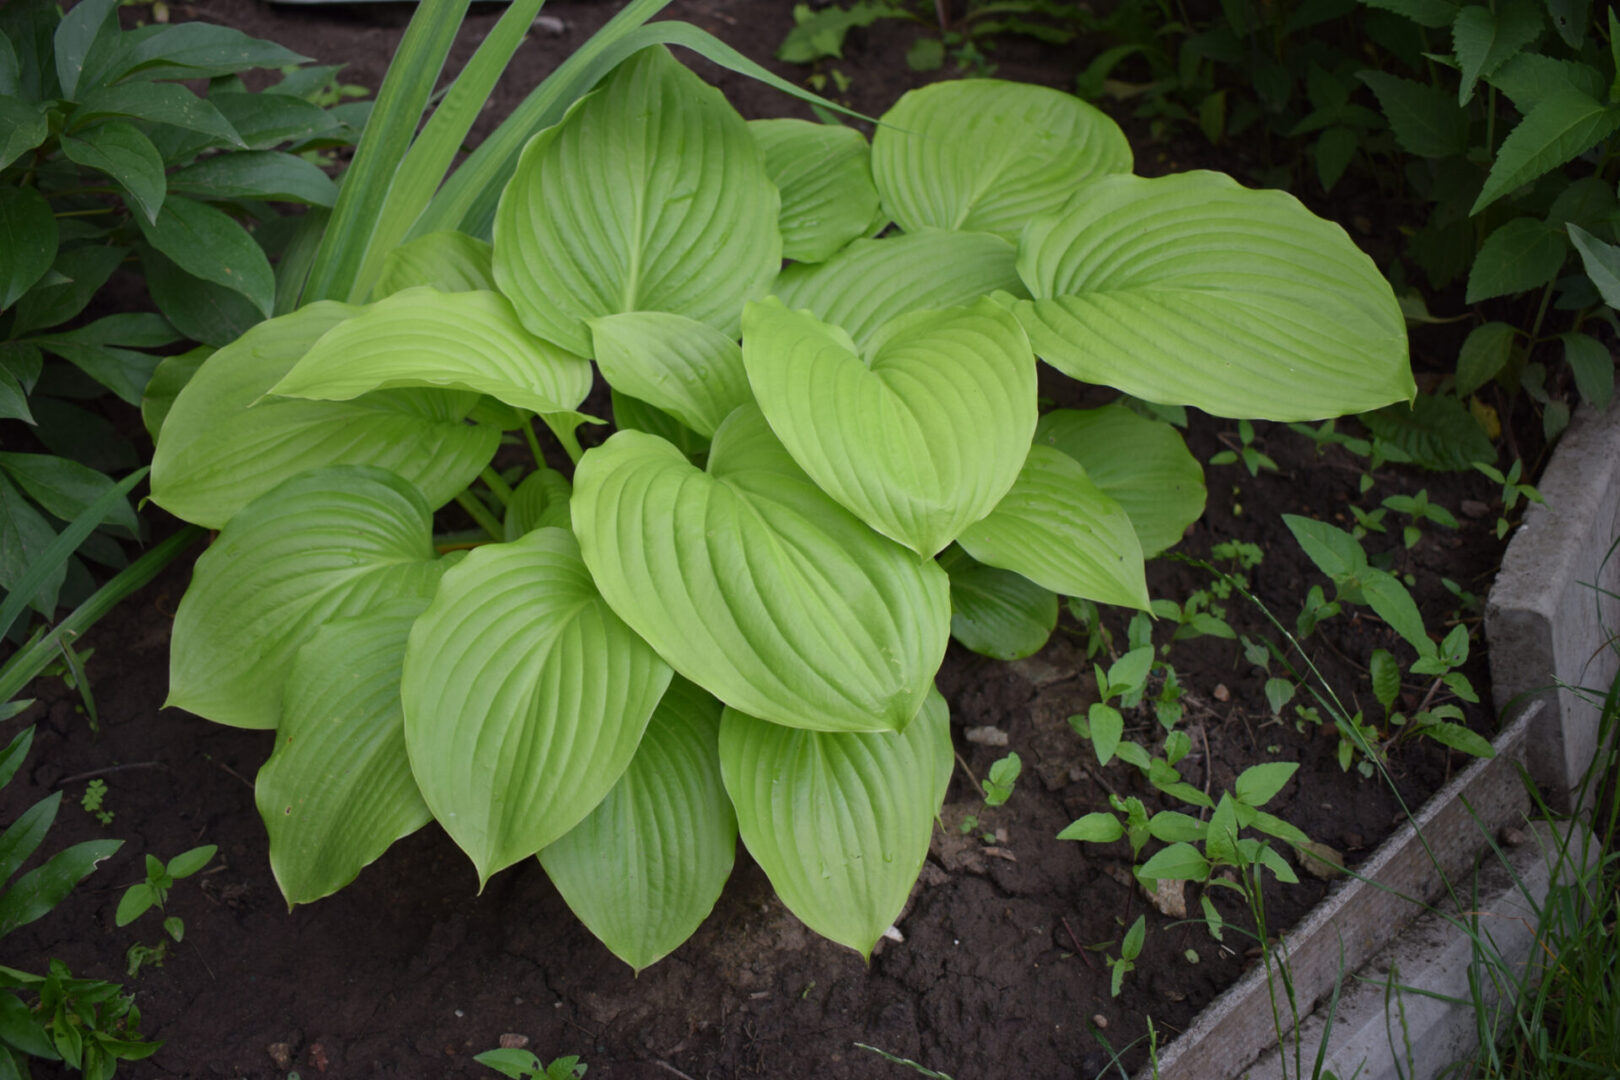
left=4, top=2, right=1533, bottom=1077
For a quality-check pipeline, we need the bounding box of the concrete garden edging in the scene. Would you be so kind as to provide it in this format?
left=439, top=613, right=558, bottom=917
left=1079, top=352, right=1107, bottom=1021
left=1136, top=397, right=1620, bottom=1080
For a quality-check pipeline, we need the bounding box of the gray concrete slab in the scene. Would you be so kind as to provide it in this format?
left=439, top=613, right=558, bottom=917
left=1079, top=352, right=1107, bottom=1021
left=1486, top=397, right=1620, bottom=810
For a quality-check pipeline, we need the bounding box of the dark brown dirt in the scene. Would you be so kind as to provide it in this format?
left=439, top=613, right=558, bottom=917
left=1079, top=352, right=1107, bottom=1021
left=3, top=2, right=1522, bottom=1079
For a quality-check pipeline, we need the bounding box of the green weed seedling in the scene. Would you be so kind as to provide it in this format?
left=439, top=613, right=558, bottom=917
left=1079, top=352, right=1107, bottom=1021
left=1472, top=459, right=1545, bottom=540
left=980, top=752, right=1021, bottom=807
left=81, top=779, right=113, bottom=826
left=854, top=1041, right=955, bottom=1079
left=0, top=727, right=156, bottom=1077
left=115, top=845, right=217, bottom=974
left=1210, top=418, right=1279, bottom=477
left=1285, top=515, right=1493, bottom=768
left=474, top=1048, right=586, bottom=1079
left=1108, top=915, right=1146, bottom=998
left=1380, top=489, right=1456, bottom=549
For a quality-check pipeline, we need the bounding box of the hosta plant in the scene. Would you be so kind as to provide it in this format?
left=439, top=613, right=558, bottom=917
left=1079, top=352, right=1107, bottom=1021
left=150, top=38, right=1413, bottom=965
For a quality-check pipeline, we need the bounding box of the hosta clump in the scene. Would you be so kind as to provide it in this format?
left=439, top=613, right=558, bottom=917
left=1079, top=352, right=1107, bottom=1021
left=149, top=47, right=1413, bottom=966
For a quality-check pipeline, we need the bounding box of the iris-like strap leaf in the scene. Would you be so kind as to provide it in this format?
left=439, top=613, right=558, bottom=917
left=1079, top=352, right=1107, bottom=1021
left=1015, top=171, right=1413, bottom=420
left=257, top=602, right=434, bottom=906
left=151, top=303, right=497, bottom=528
left=958, top=445, right=1150, bottom=610
left=572, top=405, right=950, bottom=733
left=772, top=228, right=1025, bottom=351
left=590, top=311, right=751, bottom=438
left=1034, top=406, right=1205, bottom=558
left=270, top=287, right=592, bottom=417
left=873, top=79, right=1132, bottom=242
left=402, top=529, right=672, bottom=887
left=540, top=677, right=736, bottom=971
left=493, top=46, right=780, bottom=355
left=719, top=688, right=952, bottom=958
left=749, top=117, right=881, bottom=263
left=168, top=466, right=450, bottom=729
left=742, top=297, right=1035, bottom=556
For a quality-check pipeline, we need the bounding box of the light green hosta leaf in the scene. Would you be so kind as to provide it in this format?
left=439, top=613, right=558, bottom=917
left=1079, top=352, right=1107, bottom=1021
left=590, top=311, right=750, bottom=438
left=940, top=548, right=1057, bottom=661
left=957, top=445, right=1149, bottom=610
left=402, top=528, right=672, bottom=886
left=494, top=47, right=781, bottom=356
left=256, top=602, right=434, bottom=906
left=1015, top=172, right=1412, bottom=421
left=772, top=229, right=1025, bottom=352
left=719, top=688, right=952, bottom=957
left=610, top=389, right=710, bottom=461
left=572, top=405, right=950, bottom=733
left=151, top=303, right=498, bottom=528
left=539, top=677, right=736, bottom=971
left=748, top=117, right=881, bottom=263
left=168, top=466, right=450, bottom=730
left=270, top=287, right=592, bottom=417
left=371, top=230, right=494, bottom=298
left=743, top=297, right=1035, bottom=556
left=873, top=79, right=1131, bottom=243
left=1034, top=405, right=1205, bottom=558
left=503, top=467, right=572, bottom=540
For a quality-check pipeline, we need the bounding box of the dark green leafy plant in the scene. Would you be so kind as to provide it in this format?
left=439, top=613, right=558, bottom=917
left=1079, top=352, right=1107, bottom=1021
left=144, top=0, right=1415, bottom=968
left=0, top=0, right=363, bottom=640
left=475, top=1049, right=586, bottom=1079
left=0, top=726, right=158, bottom=1079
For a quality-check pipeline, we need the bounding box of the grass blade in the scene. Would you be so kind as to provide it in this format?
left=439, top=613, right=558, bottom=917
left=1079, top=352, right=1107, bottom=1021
left=300, top=0, right=472, bottom=304
left=0, top=467, right=147, bottom=644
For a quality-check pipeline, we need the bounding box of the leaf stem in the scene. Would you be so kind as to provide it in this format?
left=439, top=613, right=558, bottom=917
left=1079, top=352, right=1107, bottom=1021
left=541, top=412, right=585, bottom=465
left=455, top=491, right=504, bottom=541
left=522, top=417, right=546, bottom=469
left=479, top=467, right=513, bottom=506
left=1525, top=276, right=1557, bottom=346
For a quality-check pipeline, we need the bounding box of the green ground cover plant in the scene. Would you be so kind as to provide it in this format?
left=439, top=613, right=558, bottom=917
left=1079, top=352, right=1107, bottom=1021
left=0, top=726, right=157, bottom=1079
left=144, top=0, right=1415, bottom=969
left=0, top=0, right=364, bottom=656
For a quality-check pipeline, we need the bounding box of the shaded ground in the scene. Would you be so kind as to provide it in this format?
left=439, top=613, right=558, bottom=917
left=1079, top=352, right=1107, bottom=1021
left=4, top=2, right=1518, bottom=1078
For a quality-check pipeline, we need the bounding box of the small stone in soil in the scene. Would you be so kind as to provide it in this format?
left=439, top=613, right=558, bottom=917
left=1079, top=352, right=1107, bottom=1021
left=1298, top=840, right=1346, bottom=879
left=1092, top=1014, right=1108, bottom=1030
left=267, top=1043, right=293, bottom=1070
left=308, top=1043, right=329, bottom=1073
left=499, top=1034, right=530, bottom=1049
left=1213, top=683, right=1230, bottom=702
left=964, top=725, right=1008, bottom=746
left=1502, top=826, right=1528, bottom=846
left=531, top=14, right=567, bottom=35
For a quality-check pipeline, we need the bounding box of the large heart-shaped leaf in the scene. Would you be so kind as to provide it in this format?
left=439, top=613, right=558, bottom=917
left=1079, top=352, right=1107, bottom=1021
left=150, top=303, right=498, bottom=529
left=270, top=287, right=593, bottom=417
left=1034, top=406, right=1205, bottom=558
left=940, top=547, right=1058, bottom=661
left=590, top=311, right=751, bottom=438
left=771, top=229, right=1025, bottom=351
left=539, top=677, right=736, bottom=971
left=572, top=405, right=950, bottom=733
left=371, top=230, right=494, bottom=298
left=168, top=466, right=450, bottom=730
left=402, top=528, right=672, bottom=886
left=493, top=46, right=781, bottom=356
left=872, top=79, right=1132, bottom=242
left=1014, top=171, right=1413, bottom=420
left=742, top=296, right=1036, bottom=556
left=958, top=445, right=1150, bottom=610
left=749, top=117, right=882, bottom=263
left=256, top=602, right=434, bottom=906
left=719, top=688, right=952, bottom=958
